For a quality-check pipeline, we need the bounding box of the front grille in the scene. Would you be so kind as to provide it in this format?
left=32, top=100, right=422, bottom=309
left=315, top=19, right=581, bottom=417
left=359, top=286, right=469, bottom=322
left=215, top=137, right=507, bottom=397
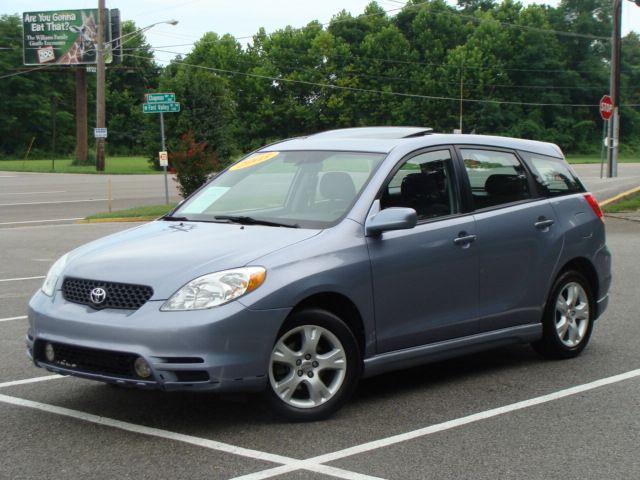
left=62, top=277, right=153, bottom=310
left=35, top=341, right=138, bottom=378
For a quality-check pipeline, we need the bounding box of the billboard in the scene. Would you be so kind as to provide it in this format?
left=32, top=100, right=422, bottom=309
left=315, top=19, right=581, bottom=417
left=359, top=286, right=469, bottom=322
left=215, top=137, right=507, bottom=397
left=22, top=9, right=114, bottom=66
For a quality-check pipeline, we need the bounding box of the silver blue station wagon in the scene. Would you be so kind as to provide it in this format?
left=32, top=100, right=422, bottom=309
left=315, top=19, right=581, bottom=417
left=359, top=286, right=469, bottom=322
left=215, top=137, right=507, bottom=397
left=28, top=127, right=611, bottom=421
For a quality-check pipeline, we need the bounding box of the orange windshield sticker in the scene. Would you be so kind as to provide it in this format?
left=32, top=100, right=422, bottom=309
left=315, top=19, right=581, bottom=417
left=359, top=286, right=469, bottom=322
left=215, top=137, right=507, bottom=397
left=230, top=151, right=279, bottom=170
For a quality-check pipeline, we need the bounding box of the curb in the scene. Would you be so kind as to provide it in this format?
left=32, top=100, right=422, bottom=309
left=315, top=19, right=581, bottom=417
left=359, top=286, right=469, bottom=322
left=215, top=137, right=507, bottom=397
left=605, top=214, right=640, bottom=223
left=599, top=185, right=640, bottom=207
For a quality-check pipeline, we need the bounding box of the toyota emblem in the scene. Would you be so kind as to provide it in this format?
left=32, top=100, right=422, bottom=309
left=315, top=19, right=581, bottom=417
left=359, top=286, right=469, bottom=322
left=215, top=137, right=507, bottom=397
left=90, top=287, right=107, bottom=305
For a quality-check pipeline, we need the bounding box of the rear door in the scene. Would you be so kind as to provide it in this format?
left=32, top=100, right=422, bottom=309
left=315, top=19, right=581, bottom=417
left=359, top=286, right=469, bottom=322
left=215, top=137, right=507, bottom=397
left=457, top=147, right=563, bottom=331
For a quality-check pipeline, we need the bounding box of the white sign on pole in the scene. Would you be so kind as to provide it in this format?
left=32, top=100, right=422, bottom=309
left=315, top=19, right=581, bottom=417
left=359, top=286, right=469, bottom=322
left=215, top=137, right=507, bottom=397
left=159, top=151, right=169, bottom=167
left=94, top=127, right=108, bottom=138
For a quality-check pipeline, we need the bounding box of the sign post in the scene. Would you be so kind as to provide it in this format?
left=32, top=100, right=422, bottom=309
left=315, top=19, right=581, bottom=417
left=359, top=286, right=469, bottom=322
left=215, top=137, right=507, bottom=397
left=143, top=93, right=180, bottom=203
left=599, top=95, right=614, bottom=179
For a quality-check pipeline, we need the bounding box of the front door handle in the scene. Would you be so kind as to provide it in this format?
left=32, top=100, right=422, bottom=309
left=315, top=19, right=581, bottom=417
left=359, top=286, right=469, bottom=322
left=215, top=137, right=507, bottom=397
left=453, top=233, right=477, bottom=246
left=534, top=219, right=555, bottom=230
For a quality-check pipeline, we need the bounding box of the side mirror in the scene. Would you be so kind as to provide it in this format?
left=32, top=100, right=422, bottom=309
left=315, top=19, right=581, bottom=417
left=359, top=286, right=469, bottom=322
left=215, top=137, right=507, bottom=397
left=365, top=207, right=417, bottom=236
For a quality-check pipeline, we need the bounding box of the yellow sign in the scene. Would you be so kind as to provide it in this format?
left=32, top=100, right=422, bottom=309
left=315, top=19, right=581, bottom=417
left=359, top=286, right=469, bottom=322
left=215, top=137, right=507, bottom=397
left=230, top=152, right=279, bottom=171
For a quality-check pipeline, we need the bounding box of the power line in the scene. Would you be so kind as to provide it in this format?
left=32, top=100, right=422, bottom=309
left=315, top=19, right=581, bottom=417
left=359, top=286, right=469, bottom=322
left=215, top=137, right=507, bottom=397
left=128, top=51, right=604, bottom=108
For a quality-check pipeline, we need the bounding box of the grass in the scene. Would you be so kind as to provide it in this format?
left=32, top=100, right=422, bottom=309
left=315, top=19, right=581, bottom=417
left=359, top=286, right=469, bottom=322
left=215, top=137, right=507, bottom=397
left=0, top=156, right=160, bottom=174
left=602, top=191, right=640, bottom=214
left=565, top=154, right=639, bottom=164
left=85, top=203, right=177, bottom=220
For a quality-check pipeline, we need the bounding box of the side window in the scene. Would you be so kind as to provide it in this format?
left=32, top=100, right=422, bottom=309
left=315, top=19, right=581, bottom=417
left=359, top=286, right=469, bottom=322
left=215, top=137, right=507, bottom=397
left=519, top=151, right=585, bottom=197
left=380, top=150, right=458, bottom=220
left=461, top=149, right=531, bottom=210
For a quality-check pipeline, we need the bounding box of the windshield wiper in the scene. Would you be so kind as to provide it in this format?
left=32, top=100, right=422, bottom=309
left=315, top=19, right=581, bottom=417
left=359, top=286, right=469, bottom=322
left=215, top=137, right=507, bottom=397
left=214, top=215, right=299, bottom=228
left=161, top=215, right=191, bottom=221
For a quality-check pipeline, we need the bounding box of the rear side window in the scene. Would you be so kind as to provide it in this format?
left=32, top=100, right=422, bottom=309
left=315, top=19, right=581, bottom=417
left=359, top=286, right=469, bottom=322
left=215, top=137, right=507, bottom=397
left=460, top=149, right=531, bottom=210
left=519, top=151, right=585, bottom=197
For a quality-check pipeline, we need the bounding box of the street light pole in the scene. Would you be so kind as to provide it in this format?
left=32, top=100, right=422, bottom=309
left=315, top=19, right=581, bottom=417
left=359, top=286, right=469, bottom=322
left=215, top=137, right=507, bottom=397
left=96, top=0, right=106, bottom=171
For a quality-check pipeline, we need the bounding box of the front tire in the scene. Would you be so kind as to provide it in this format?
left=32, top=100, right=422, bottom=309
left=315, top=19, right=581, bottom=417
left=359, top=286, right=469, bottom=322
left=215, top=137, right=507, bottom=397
left=533, top=270, right=594, bottom=359
left=265, top=308, right=361, bottom=421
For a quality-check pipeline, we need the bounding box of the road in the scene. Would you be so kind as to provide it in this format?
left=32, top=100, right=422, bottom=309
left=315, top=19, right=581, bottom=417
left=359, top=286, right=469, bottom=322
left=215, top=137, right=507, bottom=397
left=0, top=172, right=181, bottom=227
left=1, top=163, right=639, bottom=228
left=570, top=162, right=640, bottom=202
left=0, top=165, right=639, bottom=479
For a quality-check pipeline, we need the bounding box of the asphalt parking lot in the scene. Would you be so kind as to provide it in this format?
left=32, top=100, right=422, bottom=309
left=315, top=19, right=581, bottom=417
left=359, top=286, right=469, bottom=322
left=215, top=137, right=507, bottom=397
left=1, top=169, right=639, bottom=479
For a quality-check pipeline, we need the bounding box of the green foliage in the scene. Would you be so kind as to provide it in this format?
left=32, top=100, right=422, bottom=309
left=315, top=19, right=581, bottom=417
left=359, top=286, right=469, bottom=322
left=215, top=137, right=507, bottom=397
left=170, top=131, right=219, bottom=198
left=86, top=203, right=176, bottom=220
left=0, top=156, right=157, bottom=173
left=2, top=2, right=639, bottom=159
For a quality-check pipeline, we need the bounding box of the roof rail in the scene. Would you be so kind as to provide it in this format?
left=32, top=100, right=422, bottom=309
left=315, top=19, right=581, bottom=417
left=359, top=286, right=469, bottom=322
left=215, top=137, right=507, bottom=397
left=308, top=126, right=433, bottom=140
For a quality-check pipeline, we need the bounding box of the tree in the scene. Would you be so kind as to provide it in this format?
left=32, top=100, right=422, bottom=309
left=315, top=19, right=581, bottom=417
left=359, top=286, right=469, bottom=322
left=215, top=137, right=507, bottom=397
left=159, top=33, right=239, bottom=165
left=0, top=14, right=76, bottom=157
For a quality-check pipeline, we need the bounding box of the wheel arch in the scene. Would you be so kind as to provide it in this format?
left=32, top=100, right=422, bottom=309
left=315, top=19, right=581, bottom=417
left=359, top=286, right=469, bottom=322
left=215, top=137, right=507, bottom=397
left=287, top=292, right=366, bottom=359
left=556, top=257, right=599, bottom=303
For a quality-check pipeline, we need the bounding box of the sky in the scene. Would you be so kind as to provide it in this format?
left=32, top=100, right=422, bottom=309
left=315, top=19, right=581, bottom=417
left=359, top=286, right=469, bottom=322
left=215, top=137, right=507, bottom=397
left=5, top=0, right=640, bottom=65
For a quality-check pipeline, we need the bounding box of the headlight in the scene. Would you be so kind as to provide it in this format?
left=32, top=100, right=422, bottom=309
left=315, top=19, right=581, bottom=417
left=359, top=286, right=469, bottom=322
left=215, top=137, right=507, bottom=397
left=161, top=266, right=266, bottom=311
left=41, top=253, right=69, bottom=297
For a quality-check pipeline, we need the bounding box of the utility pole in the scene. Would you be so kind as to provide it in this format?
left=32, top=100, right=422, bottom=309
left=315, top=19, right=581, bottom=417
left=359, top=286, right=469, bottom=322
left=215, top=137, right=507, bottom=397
left=607, top=0, right=622, bottom=178
left=96, top=0, right=106, bottom=171
left=75, top=69, right=88, bottom=164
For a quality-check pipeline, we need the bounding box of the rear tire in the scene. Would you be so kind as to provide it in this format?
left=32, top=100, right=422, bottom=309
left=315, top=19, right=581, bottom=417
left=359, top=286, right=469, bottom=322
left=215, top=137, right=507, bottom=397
left=532, top=270, right=594, bottom=359
left=265, top=308, right=361, bottom=421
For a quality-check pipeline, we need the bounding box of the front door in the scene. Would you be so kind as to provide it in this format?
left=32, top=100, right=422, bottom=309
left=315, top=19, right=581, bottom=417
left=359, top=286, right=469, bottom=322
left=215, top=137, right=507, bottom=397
left=367, top=148, right=480, bottom=353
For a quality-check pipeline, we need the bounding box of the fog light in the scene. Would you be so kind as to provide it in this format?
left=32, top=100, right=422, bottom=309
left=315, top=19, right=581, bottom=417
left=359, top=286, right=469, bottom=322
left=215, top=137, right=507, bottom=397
left=134, top=357, right=152, bottom=379
left=44, top=342, right=55, bottom=362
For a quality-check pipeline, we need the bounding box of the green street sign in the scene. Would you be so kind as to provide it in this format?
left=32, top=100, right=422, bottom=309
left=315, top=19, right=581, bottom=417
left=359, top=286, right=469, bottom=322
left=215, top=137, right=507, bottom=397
left=143, top=102, right=181, bottom=113
left=146, top=92, right=175, bottom=103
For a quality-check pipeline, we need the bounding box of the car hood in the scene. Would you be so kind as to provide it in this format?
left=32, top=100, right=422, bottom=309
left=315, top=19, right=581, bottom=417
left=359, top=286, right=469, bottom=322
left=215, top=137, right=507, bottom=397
left=62, top=220, right=320, bottom=299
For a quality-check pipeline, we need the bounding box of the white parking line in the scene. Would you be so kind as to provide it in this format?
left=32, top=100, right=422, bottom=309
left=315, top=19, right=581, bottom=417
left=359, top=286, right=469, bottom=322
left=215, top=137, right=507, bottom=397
left=4, top=369, right=639, bottom=480
left=0, top=315, right=27, bottom=323
left=0, top=218, right=84, bottom=226
left=0, top=276, right=45, bottom=283
left=0, top=375, right=64, bottom=389
left=0, top=199, right=107, bottom=207
left=0, top=390, right=384, bottom=480
left=230, top=368, right=640, bottom=480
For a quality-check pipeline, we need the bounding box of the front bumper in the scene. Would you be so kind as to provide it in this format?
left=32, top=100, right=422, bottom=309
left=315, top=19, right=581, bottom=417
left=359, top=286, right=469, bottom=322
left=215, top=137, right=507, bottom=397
left=27, top=290, right=290, bottom=392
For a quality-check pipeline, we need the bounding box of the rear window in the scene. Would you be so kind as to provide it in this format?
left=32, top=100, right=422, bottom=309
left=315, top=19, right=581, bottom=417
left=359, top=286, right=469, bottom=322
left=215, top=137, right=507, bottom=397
left=519, top=151, right=585, bottom=197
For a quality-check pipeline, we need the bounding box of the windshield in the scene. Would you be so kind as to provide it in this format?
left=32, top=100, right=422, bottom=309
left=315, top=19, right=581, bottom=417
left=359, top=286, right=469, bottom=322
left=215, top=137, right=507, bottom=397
left=173, top=150, right=386, bottom=228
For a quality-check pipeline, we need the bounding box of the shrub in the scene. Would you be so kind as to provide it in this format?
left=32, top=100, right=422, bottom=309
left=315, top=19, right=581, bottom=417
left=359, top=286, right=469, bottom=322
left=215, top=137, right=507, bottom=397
left=170, top=131, right=219, bottom=198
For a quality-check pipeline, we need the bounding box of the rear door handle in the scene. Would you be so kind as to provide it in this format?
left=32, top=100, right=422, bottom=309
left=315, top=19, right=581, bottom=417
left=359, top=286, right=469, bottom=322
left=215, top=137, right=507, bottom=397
left=534, top=219, right=555, bottom=229
left=453, top=233, right=477, bottom=246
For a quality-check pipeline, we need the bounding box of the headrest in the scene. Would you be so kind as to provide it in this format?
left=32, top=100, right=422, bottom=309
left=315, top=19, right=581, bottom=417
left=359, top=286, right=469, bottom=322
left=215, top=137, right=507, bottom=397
left=485, top=174, right=526, bottom=196
left=401, top=172, right=437, bottom=197
left=319, top=171, right=357, bottom=201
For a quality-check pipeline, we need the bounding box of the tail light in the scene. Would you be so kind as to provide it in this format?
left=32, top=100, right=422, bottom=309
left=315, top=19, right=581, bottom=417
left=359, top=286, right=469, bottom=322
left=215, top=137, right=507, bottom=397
left=584, top=193, right=604, bottom=222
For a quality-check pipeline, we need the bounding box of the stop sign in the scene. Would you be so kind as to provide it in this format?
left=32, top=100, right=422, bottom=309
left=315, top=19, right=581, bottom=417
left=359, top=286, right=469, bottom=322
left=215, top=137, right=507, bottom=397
left=600, top=95, right=614, bottom=120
